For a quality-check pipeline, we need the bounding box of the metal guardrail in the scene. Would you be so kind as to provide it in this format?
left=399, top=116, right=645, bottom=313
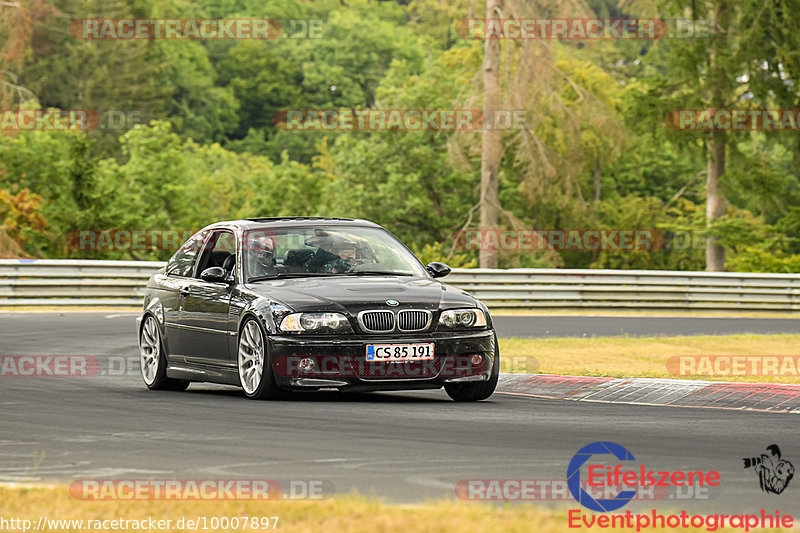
left=0, top=259, right=165, bottom=307
left=1, top=259, right=799, bottom=312
left=447, top=268, right=800, bottom=311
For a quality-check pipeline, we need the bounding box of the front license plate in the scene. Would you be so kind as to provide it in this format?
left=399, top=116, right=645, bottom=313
left=366, top=343, right=434, bottom=362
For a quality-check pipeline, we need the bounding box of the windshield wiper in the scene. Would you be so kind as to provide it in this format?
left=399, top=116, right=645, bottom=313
left=248, top=273, right=337, bottom=282
left=344, top=271, right=414, bottom=276
left=248, top=271, right=416, bottom=282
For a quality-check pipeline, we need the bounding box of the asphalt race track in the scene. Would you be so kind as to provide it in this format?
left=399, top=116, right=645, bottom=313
left=0, top=312, right=797, bottom=515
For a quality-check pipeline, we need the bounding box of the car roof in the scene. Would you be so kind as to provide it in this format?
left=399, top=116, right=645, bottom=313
left=202, top=217, right=382, bottom=232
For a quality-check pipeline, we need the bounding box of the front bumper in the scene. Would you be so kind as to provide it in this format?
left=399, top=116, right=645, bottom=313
left=268, top=329, right=496, bottom=391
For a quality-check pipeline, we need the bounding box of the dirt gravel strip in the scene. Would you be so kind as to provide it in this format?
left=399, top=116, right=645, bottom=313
left=497, top=373, right=800, bottom=413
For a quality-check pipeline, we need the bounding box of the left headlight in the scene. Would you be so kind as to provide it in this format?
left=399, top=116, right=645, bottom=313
left=280, top=312, right=352, bottom=333
left=438, top=308, right=487, bottom=329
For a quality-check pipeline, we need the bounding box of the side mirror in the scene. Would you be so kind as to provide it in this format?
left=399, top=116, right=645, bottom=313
left=426, top=262, right=451, bottom=278
left=200, top=266, right=228, bottom=283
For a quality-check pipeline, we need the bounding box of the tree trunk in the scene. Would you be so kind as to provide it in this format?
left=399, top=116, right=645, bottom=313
left=705, top=0, right=729, bottom=272
left=705, top=130, right=726, bottom=271
left=479, top=0, right=501, bottom=269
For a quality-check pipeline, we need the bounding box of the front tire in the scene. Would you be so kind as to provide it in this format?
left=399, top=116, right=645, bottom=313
left=444, top=336, right=499, bottom=402
left=139, top=314, right=189, bottom=391
left=238, top=318, right=285, bottom=400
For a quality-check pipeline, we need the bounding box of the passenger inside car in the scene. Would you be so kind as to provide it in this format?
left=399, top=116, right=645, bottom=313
left=247, top=234, right=277, bottom=278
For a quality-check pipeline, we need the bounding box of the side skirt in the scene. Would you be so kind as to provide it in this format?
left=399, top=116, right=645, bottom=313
left=167, top=361, right=240, bottom=386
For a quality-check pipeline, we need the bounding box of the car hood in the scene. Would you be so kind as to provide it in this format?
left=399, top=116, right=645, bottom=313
left=243, top=275, right=477, bottom=314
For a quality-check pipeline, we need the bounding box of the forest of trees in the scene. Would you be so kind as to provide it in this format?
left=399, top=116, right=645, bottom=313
left=1, top=0, right=799, bottom=272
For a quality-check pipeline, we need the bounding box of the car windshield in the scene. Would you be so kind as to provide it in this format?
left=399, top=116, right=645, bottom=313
left=244, top=226, right=429, bottom=282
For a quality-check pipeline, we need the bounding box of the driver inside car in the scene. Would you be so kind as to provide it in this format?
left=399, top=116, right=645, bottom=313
left=318, top=239, right=360, bottom=273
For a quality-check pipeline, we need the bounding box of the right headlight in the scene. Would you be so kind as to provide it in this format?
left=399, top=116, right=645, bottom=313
left=280, top=312, right=352, bottom=333
left=438, top=308, right=487, bottom=329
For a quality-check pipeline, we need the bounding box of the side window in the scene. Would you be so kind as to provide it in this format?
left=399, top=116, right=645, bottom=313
left=195, top=230, right=237, bottom=278
left=215, top=232, right=236, bottom=254
left=166, top=231, right=207, bottom=277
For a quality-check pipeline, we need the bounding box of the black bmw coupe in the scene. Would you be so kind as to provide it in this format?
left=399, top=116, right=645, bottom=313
left=137, top=217, right=499, bottom=401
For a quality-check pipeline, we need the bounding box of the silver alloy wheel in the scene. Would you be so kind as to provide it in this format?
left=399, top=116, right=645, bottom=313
left=239, top=320, right=264, bottom=394
left=139, top=315, right=160, bottom=386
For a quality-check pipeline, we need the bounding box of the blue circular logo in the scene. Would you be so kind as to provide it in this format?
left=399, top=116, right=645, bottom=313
left=567, top=441, right=637, bottom=512
left=386, top=300, right=399, bottom=307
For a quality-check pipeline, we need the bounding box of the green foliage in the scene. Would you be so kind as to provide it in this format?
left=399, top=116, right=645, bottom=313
left=0, top=188, right=48, bottom=258
left=21, top=0, right=172, bottom=156
left=0, top=110, right=91, bottom=255
left=319, top=47, right=480, bottom=250
left=1, top=0, right=799, bottom=272
left=412, top=242, right=477, bottom=269
left=588, top=195, right=705, bottom=271
left=155, top=40, right=239, bottom=144
left=217, top=40, right=304, bottom=140
left=727, top=248, right=800, bottom=273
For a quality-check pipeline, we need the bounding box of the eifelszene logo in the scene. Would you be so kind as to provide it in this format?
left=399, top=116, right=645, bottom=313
left=743, top=444, right=794, bottom=494
left=567, top=441, right=637, bottom=512
left=567, top=441, right=721, bottom=512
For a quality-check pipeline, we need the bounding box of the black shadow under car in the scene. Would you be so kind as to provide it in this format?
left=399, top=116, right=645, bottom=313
left=137, top=217, right=499, bottom=401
